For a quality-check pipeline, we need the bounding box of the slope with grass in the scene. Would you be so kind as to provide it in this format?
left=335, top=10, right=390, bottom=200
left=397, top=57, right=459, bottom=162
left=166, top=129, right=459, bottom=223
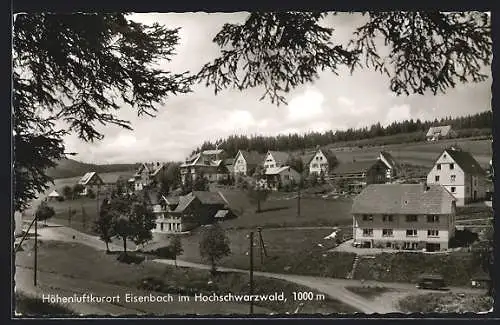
left=397, top=292, right=493, bottom=313
left=354, top=252, right=483, bottom=287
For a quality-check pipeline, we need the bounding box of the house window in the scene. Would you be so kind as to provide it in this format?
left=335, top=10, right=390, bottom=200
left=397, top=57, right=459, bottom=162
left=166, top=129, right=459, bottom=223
left=435, top=175, right=440, bottom=182
left=427, top=230, right=439, bottom=237
left=382, top=229, right=393, bottom=237
left=451, top=187, right=456, bottom=193
left=312, top=164, right=319, bottom=168
left=437, top=164, right=441, bottom=170
left=405, top=215, right=418, bottom=222
left=427, top=215, right=440, bottom=223
left=362, top=229, right=373, bottom=237
left=450, top=175, right=456, bottom=182
left=406, top=229, right=417, bottom=237
left=362, top=214, right=373, bottom=221
left=160, top=223, right=164, bottom=231
left=284, top=175, right=290, bottom=180
left=382, top=215, right=394, bottom=222
left=450, top=163, right=454, bottom=170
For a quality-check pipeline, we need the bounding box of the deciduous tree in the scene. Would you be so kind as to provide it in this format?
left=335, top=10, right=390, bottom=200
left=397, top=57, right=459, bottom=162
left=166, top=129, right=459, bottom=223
left=93, top=198, right=116, bottom=253
left=199, top=223, right=231, bottom=275
left=170, top=236, right=183, bottom=267
left=35, top=202, right=55, bottom=225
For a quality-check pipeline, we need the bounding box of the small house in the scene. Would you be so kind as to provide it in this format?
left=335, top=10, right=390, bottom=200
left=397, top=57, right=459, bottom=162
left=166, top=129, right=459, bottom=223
left=263, top=150, right=292, bottom=171
left=233, top=150, right=265, bottom=176
left=331, top=160, right=389, bottom=194
left=77, top=172, right=104, bottom=196
left=180, top=150, right=228, bottom=185
left=302, top=148, right=330, bottom=176
left=264, top=166, right=300, bottom=190
left=153, top=191, right=231, bottom=234
left=378, top=151, right=402, bottom=181
left=426, top=125, right=455, bottom=142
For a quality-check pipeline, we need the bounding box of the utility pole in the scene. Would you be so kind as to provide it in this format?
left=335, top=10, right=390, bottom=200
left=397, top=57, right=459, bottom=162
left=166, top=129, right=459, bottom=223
left=257, top=227, right=267, bottom=264
left=34, top=213, right=38, bottom=286
left=249, top=231, right=254, bottom=315
left=297, top=184, right=301, bottom=218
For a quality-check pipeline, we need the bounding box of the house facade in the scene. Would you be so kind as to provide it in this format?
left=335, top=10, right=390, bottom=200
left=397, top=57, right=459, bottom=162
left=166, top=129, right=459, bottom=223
left=307, top=149, right=329, bottom=176
left=77, top=172, right=104, bottom=196
left=330, top=160, right=389, bottom=193
left=426, top=148, right=487, bottom=206
left=233, top=150, right=265, bottom=176
left=263, top=151, right=291, bottom=171
left=264, top=166, right=300, bottom=190
left=352, top=183, right=456, bottom=251
left=180, top=149, right=228, bottom=185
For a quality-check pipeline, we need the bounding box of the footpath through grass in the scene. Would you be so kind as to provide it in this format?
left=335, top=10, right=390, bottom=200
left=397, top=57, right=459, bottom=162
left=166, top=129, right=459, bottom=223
left=16, top=240, right=358, bottom=314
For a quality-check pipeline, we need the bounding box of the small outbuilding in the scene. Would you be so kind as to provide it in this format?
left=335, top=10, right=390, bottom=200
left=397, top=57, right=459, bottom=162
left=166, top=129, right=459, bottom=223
left=47, top=190, right=62, bottom=201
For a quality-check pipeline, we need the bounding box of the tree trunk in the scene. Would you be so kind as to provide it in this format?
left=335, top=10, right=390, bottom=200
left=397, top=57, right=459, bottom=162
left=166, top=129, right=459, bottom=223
left=123, top=238, right=127, bottom=255
left=257, top=200, right=261, bottom=213
left=174, top=257, right=178, bottom=267
left=105, top=241, right=110, bottom=253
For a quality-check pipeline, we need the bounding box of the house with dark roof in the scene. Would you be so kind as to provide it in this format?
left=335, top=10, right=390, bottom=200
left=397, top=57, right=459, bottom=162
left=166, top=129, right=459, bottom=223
left=264, top=166, right=301, bottom=190
left=378, top=151, right=402, bottom=181
left=133, top=162, right=167, bottom=192
left=152, top=191, right=232, bottom=233
left=426, top=125, right=455, bottom=142
left=352, top=183, right=456, bottom=251
left=233, top=150, right=265, bottom=176
left=426, top=148, right=487, bottom=206
left=180, top=150, right=229, bottom=185
left=77, top=172, right=104, bottom=196
left=263, top=150, right=292, bottom=171
left=330, top=160, right=389, bottom=194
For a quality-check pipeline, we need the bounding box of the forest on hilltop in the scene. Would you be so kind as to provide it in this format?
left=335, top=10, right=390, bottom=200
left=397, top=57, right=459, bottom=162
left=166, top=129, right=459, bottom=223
left=192, top=110, right=492, bottom=158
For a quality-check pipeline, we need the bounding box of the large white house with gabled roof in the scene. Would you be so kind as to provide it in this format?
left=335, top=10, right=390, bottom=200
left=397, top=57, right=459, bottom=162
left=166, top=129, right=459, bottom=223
left=426, top=148, right=487, bottom=206
left=352, top=183, right=456, bottom=251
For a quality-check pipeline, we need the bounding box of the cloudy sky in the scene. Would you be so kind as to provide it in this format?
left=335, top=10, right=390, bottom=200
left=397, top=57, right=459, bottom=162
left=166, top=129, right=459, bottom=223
left=63, top=12, right=492, bottom=164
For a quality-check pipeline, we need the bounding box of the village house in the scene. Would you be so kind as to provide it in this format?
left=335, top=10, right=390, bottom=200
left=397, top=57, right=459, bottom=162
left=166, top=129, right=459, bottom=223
left=378, top=151, right=402, bottom=181
left=426, top=125, right=455, bottom=142
left=426, top=147, right=487, bottom=206
left=77, top=172, right=104, bottom=196
left=133, top=162, right=167, bottom=191
left=47, top=190, right=62, bottom=201
left=264, top=166, right=301, bottom=190
left=301, top=148, right=330, bottom=176
left=330, top=160, right=389, bottom=194
left=263, top=150, right=292, bottom=171
left=180, top=149, right=229, bottom=185
left=152, top=191, right=231, bottom=233
left=233, top=150, right=265, bottom=176
left=352, top=183, right=456, bottom=252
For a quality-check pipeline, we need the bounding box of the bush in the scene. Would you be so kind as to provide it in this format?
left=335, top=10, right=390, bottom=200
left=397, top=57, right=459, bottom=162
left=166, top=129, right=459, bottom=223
left=117, top=252, right=145, bottom=264
left=15, top=293, right=76, bottom=316
left=449, top=229, right=479, bottom=248
left=151, top=246, right=176, bottom=259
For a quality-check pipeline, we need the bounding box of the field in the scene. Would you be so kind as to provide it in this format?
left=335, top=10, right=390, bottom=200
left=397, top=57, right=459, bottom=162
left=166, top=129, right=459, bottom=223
left=329, top=138, right=492, bottom=167
left=217, top=188, right=354, bottom=229
left=145, top=227, right=356, bottom=279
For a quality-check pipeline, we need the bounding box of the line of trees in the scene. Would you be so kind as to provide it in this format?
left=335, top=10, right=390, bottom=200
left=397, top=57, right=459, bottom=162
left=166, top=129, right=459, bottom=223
left=191, top=111, right=492, bottom=157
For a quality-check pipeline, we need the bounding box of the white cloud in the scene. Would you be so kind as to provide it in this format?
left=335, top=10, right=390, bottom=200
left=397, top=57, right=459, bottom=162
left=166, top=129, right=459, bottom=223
left=337, top=96, right=354, bottom=106
left=383, top=104, right=412, bottom=127
left=287, top=88, right=325, bottom=121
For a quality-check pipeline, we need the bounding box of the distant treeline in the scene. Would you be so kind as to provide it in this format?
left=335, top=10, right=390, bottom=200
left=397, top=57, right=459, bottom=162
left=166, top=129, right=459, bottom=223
left=192, top=110, right=492, bottom=157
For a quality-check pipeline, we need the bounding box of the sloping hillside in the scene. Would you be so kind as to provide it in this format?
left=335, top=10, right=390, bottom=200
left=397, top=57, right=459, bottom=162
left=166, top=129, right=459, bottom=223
left=45, top=158, right=138, bottom=179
